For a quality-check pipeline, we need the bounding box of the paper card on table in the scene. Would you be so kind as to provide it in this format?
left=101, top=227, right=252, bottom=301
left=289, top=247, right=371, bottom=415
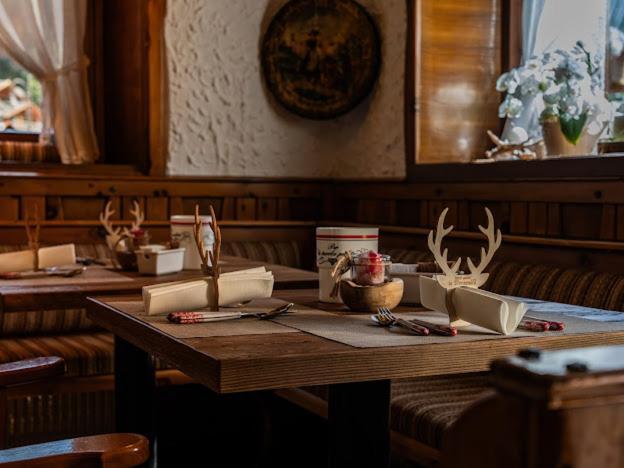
left=419, top=276, right=527, bottom=335
left=0, top=244, right=76, bottom=273
left=143, top=267, right=274, bottom=315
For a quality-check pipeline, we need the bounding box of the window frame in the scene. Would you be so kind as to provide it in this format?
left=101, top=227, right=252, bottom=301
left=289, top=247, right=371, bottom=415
left=404, top=0, right=624, bottom=182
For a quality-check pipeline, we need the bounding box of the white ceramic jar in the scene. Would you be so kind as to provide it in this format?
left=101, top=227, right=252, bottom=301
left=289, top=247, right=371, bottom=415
left=316, top=227, right=379, bottom=303
left=170, top=215, right=214, bottom=270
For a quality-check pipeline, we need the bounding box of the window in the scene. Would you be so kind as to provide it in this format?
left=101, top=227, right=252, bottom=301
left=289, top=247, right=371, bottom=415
left=0, top=50, right=42, bottom=135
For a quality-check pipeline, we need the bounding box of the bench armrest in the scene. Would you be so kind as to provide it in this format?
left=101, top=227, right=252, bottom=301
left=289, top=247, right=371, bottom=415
left=0, top=357, right=65, bottom=387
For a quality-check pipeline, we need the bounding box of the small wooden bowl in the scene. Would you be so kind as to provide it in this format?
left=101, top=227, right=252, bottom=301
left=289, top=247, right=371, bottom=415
left=339, top=278, right=404, bottom=312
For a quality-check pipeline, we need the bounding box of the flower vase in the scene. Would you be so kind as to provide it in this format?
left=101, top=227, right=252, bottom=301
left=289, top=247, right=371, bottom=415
left=541, top=118, right=602, bottom=157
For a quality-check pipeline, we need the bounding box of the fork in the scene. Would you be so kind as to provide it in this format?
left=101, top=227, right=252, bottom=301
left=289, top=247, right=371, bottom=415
left=168, top=303, right=294, bottom=324
left=375, top=307, right=429, bottom=336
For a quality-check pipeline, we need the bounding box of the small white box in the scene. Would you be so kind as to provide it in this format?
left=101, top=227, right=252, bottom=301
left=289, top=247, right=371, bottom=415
left=136, top=248, right=186, bottom=276
left=389, top=264, right=434, bottom=305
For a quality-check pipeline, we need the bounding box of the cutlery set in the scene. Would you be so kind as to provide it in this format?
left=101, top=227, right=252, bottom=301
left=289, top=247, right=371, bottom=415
left=373, top=307, right=457, bottom=336
left=167, top=302, right=294, bottom=324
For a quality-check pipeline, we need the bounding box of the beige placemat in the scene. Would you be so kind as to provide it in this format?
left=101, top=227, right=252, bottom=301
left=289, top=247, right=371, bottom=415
left=0, top=267, right=134, bottom=287
left=271, top=307, right=624, bottom=348
left=107, top=297, right=299, bottom=338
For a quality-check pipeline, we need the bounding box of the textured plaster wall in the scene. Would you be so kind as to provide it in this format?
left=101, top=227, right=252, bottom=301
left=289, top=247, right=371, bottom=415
left=165, top=0, right=405, bottom=178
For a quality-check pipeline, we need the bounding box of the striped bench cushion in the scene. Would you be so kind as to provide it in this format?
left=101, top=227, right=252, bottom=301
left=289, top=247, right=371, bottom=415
left=221, top=240, right=302, bottom=268
left=304, top=372, right=491, bottom=449
left=7, top=389, right=115, bottom=448
left=0, top=333, right=114, bottom=377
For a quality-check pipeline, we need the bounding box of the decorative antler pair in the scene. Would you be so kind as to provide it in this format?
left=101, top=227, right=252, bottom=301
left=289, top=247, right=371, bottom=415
left=99, top=200, right=145, bottom=249
left=427, top=207, right=501, bottom=288
left=193, top=204, right=222, bottom=311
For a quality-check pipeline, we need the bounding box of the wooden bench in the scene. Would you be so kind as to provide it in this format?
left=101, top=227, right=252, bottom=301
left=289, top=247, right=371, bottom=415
left=442, top=344, right=624, bottom=468
left=0, top=357, right=149, bottom=467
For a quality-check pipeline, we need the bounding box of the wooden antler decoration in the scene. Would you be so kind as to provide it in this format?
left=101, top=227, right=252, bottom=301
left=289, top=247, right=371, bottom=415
left=484, top=130, right=543, bottom=160
left=99, top=200, right=122, bottom=249
left=123, top=200, right=145, bottom=236
left=193, top=204, right=221, bottom=311
left=466, top=208, right=502, bottom=287
left=427, top=207, right=501, bottom=289
left=24, top=205, right=41, bottom=270
left=427, top=208, right=462, bottom=288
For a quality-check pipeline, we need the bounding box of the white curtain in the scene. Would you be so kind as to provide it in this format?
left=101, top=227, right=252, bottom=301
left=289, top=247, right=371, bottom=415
left=503, top=0, right=608, bottom=141
left=502, top=0, right=546, bottom=141
left=0, top=0, right=98, bottom=164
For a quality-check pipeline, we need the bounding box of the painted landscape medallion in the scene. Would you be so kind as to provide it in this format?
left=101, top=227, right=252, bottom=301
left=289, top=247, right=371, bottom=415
left=262, top=0, right=381, bottom=119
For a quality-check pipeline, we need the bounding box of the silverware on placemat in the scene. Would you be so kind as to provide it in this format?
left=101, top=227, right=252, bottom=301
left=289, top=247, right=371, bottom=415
left=408, top=317, right=457, bottom=336
left=0, top=266, right=86, bottom=280
left=167, top=302, right=294, bottom=324
left=520, top=315, right=565, bottom=332
left=372, top=307, right=429, bottom=336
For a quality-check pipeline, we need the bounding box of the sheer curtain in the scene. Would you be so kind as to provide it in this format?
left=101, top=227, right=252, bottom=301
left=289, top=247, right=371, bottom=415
left=0, top=0, right=98, bottom=164
left=503, top=0, right=608, bottom=141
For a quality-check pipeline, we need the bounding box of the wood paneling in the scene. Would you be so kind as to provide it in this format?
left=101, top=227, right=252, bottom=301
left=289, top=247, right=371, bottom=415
left=0, top=197, right=18, bottom=221
left=414, top=0, right=502, bottom=163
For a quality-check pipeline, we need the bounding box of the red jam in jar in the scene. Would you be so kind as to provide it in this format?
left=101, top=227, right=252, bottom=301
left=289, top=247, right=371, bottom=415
left=352, top=251, right=391, bottom=286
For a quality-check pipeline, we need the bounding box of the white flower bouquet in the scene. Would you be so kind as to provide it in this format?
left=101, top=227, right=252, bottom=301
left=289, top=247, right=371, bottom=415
left=497, top=42, right=610, bottom=146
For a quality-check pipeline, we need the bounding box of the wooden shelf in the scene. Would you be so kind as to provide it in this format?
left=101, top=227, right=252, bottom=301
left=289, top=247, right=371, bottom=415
left=324, top=221, right=624, bottom=252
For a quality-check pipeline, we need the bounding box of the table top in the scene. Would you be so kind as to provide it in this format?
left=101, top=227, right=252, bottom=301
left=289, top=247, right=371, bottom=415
left=0, top=256, right=318, bottom=313
left=86, top=288, right=624, bottom=394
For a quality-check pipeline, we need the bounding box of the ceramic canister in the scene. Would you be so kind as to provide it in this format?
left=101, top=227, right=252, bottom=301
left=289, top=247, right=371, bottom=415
left=170, top=215, right=214, bottom=270
left=316, top=227, right=379, bottom=303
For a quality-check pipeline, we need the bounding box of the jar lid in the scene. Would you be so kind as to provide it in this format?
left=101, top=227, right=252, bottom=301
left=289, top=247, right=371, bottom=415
left=353, top=252, right=391, bottom=263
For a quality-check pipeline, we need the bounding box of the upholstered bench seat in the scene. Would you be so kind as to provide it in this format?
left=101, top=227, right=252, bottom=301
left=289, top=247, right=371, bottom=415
left=300, top=372, right=491, bottom=451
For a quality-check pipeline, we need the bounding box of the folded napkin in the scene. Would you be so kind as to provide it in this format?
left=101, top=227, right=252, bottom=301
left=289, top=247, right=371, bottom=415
left=0, top=244, right=76, bottom=274
left=419, top=276, right=527, bottom=335
left=142, top=267, right=274, bottom=315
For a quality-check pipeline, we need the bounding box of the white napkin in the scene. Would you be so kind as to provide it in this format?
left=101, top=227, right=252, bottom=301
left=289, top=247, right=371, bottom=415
left=143, top=267, right=274, bottom=315
left=419, top=275, right=527, bottom=335
left=0, top=244, right=76, bottom=273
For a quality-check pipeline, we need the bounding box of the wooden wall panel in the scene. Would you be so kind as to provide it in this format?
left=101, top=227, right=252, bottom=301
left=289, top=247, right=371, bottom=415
left=236, top=198, right=257, bottom=221
left=61, top=197, right=106, bottom=220
left=257, top=198, right=277, bottom=221
left=21, top=196, right=45, bottom=221
left=146, top=196, right=168, bottom=220
left=0, top=197, right=18, bottom=220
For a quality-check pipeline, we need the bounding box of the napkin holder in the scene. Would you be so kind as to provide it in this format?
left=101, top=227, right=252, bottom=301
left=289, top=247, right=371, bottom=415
left=0, top=244, right=77, bottom=274
left=420, top=207, right=528, bottom=335
left=142, top=267, right=274, bottom=315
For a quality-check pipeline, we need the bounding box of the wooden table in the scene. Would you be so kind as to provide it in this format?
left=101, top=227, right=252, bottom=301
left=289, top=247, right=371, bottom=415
left=0, top=256, right=318, bottom=313
left=86, top=289, right=624, bottom=468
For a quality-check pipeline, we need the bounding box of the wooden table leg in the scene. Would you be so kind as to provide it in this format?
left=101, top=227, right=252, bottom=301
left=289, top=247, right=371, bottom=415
left=114, top=336, right=156, bottom=440
left=328, top=379, right=391, bottom=468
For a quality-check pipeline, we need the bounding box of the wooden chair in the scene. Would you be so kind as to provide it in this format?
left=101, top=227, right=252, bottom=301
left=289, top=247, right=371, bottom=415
left=441, top=345, right=624, bottom=468
left=0, top=357, right=149, bottom=467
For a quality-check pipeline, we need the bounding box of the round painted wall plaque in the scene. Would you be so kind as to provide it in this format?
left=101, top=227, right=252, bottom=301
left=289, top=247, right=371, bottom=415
left=261, top=0, right=381, bottom=120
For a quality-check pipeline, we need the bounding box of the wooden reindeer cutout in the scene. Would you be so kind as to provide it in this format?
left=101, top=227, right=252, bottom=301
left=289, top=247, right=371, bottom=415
left=428, top=207, right=501, bottom=289
left=99, top=200, right=145, bottom=250
left=24, top=206, right=41, bottom=270
left=124, top=200, right=145, bottom=236
left=99, top=201, right=122, bottom=249
left=192, top=204, right=222, bottom=311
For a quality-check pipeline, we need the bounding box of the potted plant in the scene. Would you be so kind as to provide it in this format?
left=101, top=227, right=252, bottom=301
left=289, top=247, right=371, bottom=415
left=497, top=42, right=611, bottom=156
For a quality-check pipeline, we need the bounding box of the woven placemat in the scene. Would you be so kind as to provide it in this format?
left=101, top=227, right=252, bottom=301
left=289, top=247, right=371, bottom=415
left=108, top=297, right=299, bottom=339
left=271, top=304, right=624, bottom=348
left=0, top=267, right=133, bottom=287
